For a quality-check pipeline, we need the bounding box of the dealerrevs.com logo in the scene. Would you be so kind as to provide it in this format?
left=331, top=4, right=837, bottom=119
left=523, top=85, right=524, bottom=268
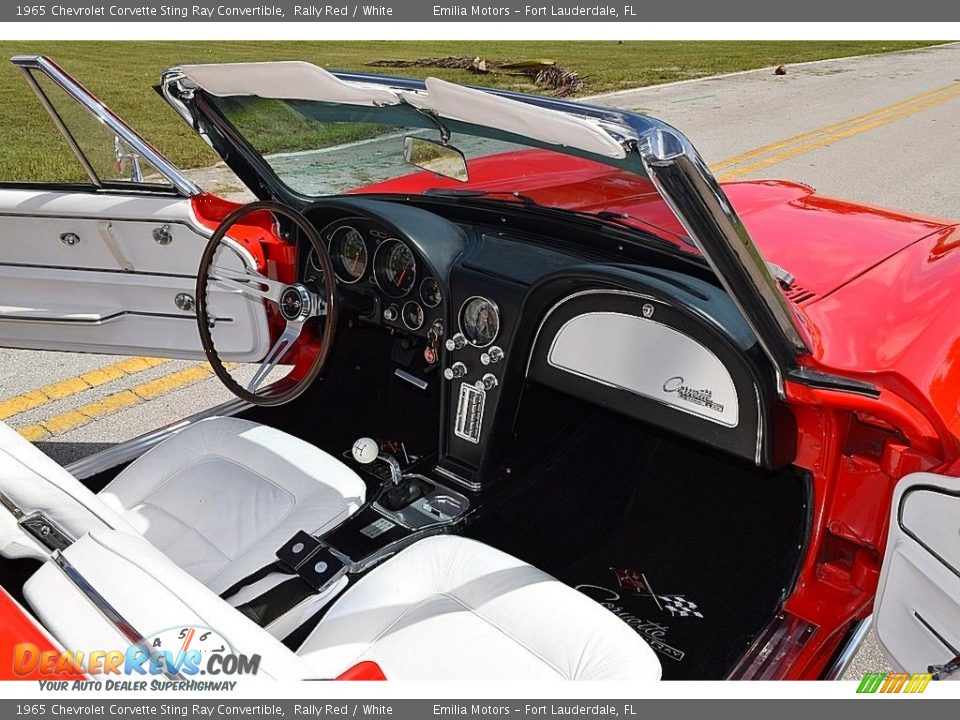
left=14, top=626, right=261, bottom=691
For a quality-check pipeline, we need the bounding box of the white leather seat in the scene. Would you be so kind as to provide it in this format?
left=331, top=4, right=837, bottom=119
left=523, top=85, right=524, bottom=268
left=25, top=530, right=662, bottom=681
left=0, top=417, right=365, bottom=595
left=298, top=535, right=661, bottom=680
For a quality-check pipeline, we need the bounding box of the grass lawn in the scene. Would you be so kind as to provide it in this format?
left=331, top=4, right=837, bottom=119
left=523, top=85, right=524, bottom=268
left=0, top=40, right=940, bottom=182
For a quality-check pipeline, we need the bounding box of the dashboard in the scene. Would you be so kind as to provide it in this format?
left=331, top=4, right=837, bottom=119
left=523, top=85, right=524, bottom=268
left=299, top=197, right=791, bottom=490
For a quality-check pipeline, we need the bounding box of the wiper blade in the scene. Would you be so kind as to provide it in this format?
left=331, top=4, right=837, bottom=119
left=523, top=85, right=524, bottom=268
left=596, top=210, right=696, bottom=248
left=423, top=188, right=540, bottom=206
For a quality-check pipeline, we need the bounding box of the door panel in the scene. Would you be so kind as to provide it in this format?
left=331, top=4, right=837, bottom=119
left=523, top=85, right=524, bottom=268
left=875, top=473, right=960, bottom=676
left=0, top=188, right=270, bottom=361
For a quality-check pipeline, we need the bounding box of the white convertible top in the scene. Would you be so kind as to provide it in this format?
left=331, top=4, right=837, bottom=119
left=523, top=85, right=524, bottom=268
left=177, top=61, right=628, bottom=159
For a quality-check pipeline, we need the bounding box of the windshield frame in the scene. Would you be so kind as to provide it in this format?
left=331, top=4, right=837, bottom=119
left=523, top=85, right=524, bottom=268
left=160, top=64, right=811, bottom=380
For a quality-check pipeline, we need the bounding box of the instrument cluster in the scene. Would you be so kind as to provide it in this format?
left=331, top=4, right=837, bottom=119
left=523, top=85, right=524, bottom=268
left=307, top=218, right=443, bottom=337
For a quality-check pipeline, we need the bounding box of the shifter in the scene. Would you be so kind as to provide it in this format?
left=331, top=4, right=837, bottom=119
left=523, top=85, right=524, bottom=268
left=351, top=437, right=403, bottom=486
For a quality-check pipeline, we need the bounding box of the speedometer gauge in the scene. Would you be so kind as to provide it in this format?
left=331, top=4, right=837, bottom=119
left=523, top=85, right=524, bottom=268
left=329, top=225, right=368, bottom=283
left=459, top=296, right=500, bottom=347
left=374, top=239, right=416, bottom=297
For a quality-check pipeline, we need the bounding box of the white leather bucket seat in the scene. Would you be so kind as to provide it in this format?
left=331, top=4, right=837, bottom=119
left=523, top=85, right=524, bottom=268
left=0, top=417, right=365, bottom=594
left=25, top=530, right=662, bottom=681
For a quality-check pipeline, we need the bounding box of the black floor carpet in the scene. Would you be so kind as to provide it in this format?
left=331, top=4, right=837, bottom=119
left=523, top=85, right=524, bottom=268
left=465, top=409, right=809, bottom=680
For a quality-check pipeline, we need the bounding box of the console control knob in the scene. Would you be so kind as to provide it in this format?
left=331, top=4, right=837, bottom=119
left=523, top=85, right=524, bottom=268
left=480, top=346, right=504, bottom=365
left=476, top=373, right=498, bottom=391
left=383, top=304, right=399, bottom=322
left=444, top=362, right=468, bottom=380
left=445, top=333, right=467, bottom=352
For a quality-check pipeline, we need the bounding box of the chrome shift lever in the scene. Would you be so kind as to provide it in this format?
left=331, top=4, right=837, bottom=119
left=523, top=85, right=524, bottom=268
left=351, top=437, right=402, bottom=486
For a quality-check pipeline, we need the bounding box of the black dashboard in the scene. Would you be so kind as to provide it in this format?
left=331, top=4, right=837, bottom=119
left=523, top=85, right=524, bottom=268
left=300, top=197, right=794, bottom=489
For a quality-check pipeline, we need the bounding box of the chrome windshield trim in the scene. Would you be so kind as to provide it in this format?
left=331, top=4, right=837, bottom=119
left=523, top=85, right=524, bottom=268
left=12, top=55, right=200, bottom=197
left=638, top=128, right=811, bottom=389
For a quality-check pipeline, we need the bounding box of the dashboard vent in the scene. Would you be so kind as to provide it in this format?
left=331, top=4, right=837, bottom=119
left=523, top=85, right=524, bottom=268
left=783, top=284, right=817, bottom=305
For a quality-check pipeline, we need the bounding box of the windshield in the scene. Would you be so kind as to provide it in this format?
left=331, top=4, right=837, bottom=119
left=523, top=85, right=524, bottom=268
left=208, top=94, right=694, bottom=250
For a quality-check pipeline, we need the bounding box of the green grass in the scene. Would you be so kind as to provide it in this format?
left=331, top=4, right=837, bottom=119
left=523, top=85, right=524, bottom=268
left=0, top=40, right=940, bottom=182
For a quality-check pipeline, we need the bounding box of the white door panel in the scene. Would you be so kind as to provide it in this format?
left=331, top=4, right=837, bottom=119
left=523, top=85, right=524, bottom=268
left=875, top=473, right=960, bottom=677
left=0, top=189, right=270, bottom=360
left=0, top=264, right=269, bottom=361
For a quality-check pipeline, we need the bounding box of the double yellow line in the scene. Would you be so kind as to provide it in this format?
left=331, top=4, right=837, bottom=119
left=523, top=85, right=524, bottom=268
left=713, top=80, right=960, bottom=181
left=4, top=79, right=960, bottom=443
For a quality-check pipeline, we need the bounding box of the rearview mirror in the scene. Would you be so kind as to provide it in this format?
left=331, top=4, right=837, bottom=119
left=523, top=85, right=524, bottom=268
left=403, top=136, right=468, bottom=182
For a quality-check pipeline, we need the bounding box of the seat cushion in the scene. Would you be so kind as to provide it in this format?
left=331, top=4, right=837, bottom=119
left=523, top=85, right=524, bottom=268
left=24, top=529, right=312, bottom=680
left=98, top=417, right=366, bottom=594
left=298, top=535, right=662, bottom=681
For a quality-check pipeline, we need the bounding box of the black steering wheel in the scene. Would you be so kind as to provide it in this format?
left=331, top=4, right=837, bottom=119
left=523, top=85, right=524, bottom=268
left=195, top=201, right=338, bottom=406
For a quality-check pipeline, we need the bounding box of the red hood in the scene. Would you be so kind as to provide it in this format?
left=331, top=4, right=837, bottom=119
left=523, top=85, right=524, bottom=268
left=359, top=149, right=954, bottom=300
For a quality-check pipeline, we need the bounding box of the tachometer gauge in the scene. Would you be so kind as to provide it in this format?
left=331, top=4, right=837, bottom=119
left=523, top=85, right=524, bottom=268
left=402, top=301, right=425, bottom=331
left=420, top=277, right=442, bottom=308
left=329, top=225, right=368, bottom=283
left=374, top=239, right=416, bottom=297
left=459, top=296, right=500, bottom=347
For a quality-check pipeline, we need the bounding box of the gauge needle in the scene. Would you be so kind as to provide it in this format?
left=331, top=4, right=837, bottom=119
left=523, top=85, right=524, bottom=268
left=351, top=253, right=360, bottom=274
left=396, top=264, right=410, bottom=288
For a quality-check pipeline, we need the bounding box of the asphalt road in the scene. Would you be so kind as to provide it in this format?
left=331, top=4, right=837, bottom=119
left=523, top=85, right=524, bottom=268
left=4, top=41, right=960, bottom=679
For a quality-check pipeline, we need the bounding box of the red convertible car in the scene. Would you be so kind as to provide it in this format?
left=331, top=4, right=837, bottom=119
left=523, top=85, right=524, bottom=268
left=0, top=54, right=958, bottom=682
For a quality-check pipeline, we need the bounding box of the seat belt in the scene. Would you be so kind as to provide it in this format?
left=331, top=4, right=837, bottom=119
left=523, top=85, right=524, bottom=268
left=220, top=531, right=349, bottom=627
left=0, top=489, right=73, bottom=552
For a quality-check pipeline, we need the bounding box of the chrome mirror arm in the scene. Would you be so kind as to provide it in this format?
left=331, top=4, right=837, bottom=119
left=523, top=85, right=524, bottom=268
left=637, top=129, right=811, bottom=394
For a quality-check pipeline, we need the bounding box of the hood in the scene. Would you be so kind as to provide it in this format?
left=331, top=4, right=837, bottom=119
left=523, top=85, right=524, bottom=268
left=360, top=151, right=955, bottom=301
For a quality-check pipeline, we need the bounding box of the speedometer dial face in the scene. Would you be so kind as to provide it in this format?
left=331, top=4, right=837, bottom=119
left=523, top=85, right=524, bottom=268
left=459, top=296, right=500, bottom=347
left=329, top=225, right=368, bottom=283
left=375, top=239, right=416, bottom=297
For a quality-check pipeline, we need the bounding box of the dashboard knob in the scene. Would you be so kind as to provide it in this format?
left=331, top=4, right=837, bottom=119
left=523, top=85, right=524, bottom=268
left=445, top=333, right=467, bottom=352
left=444, top=362, right=468, bottom=381
left=383, top=304, right=399, bottom=322
left=476, top=373, right=498, bottom=391
left=480, top=346, right=504, bottom=365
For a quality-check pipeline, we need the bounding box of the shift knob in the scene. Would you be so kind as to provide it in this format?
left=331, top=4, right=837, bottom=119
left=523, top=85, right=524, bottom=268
left=352, top=437, right=379, bottom=464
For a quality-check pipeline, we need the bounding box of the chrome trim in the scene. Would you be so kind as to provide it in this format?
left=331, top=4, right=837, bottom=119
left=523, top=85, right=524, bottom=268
left=433, top=464, right=481, bottom=492
left=394, top=368, right=428, bottom=390
left=12, top=56, right=200, bottom=197
left=51, top=550, right=183, bottom=680
left=822, top=616, right=873, bottom=680
left=637, top=130, right=809, bottom=392
left=372, top=474, right=470, bottom=531
left=457, top=295, right=500, bottom=349
left=64, top=398, right=251, bottom=480
left=19, top=67, right=101, bottom=187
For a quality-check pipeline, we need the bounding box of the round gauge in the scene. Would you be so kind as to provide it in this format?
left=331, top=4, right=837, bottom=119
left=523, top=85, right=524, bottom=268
left=402, top=301, right=425, bottom=331
left=420, top=277, right=442, bottom=308
left=374, top=239, right=416, bottom=297
left=328, top=225, right=368, bottom=283
left=459, top=296, right=500, bottom=348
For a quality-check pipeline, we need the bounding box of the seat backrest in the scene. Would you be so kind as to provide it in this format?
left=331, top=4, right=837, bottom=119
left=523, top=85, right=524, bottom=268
left=24, top=529, right=313, bottom=680
left=0, top=421, right=135, bottom=558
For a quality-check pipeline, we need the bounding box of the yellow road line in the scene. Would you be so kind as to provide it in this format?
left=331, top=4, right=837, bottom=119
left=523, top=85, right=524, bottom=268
left=0, top=357, right=169, bottom=421
left=16, top=364, right=219, bottom=442
left=713, top=81, right=960, bottom=179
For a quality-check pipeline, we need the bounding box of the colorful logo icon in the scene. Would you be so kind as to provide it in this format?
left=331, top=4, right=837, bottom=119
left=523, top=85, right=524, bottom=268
left=857, top=672, right=932, bottom=694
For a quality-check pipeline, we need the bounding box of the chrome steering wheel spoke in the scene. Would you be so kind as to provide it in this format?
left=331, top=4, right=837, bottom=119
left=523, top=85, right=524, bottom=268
left=247, top=320, right=303, bottom=393
left=208, top=266, right=286, bottom=303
